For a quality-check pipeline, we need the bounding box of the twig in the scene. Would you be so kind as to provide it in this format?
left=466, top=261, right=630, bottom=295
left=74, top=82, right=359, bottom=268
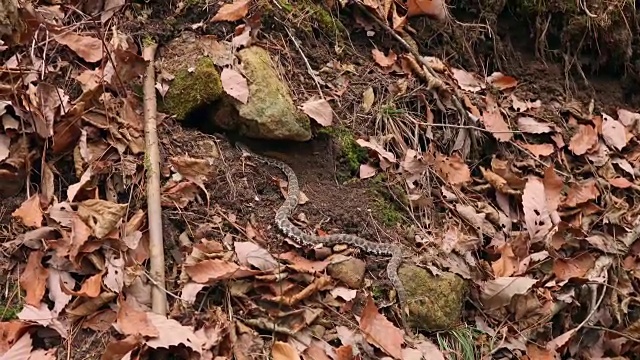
left=142, top=42, right=167, bottom=315
left=276, top=18, right=325, bottom=99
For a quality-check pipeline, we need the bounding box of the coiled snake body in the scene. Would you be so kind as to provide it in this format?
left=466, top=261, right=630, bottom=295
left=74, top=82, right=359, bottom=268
left=237, top=143, right=410, bottom=334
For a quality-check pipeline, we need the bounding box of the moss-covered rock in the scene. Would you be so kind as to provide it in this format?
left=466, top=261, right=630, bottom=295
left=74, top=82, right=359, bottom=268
left=227, top=46, right=311, bottom=141
left=157, top=31, right=224, bottom=121
left=163, top=57, right=223, bottom=121
left=318, top=126, right=368, bottom=174
left=399, top=265, right=467, bottom=331
left=265, top=0, right=346, bottom=39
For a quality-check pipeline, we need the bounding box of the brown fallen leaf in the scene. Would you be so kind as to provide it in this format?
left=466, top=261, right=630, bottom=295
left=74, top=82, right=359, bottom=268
left=516, top=116, right=555, bottom=134
left=221, top=68, right=249, bottom=104
left=492, top=243, right=518, bottom=277
left=601, top=113, right=628, bottom=151
left=102, top=334, right=143, bottom=360
left=451, top=68, right=484, bottom=92
left=609, top=177, right=633, bottom=189
left=358, top=297, right=404, bottom=359
left=300, top=98, right=333, bottom=127
left=517, top=142, right=555, bottom=158
left=553, top=253, right=595, bottom=281
left=60, top=272, right=103, bottom=298
left=617, top=108, right=640, bottom=127
left=12, top=194, right=44, bottom=228
left=234, top=241, right=278, bottom=271
left=211, top=0, right=250, bottom=22
left=144, top=312, right=203, bottom=354
left=47, top=269, right=74, bottom=315
left=433, top=152, right=471, bottom=187
left=0, top=321, right=31, bottom=354
left=359, top=163, right=377, bottom=179
left=406, top=0, right=447, bottom=20
left=543, top=165, right=563, bottom=213
left=486, top=72, right=517, bottom=90
left=481, top=95, right=512, bottom=142
left=77, top=199, right=128, bottom=239
left=82, top=309, right=117, bottom=331
left=356, top=138, right=396, bottom=164
left=20, top=250, right=49, bottom=307
left=2, top=332, right=32, bottom=360
left=568, top=124, right=597, bottom=155
left=563, top=179, right=599, bottom=208
left=371, top=48, right=397, bottom=67
left=272, top=341, right=301, bottom=360
left=522, top=177, right=552, bottom=243
left=54, top=32, right=104, bottom=63
left=480, top=276, right=537, bottom=309
left=115, top=295, right=159, bottom=338
left=277, top=251, right=330, bottom=273
left=185, top=259, right=261, bottom=283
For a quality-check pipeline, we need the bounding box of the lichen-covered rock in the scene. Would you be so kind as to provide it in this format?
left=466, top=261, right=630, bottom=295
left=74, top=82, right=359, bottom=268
left=158, top=32, right=224, bottom=121
left=227, top=46, right=311, bottom=141
left=398, top=265, right=467, bottom=331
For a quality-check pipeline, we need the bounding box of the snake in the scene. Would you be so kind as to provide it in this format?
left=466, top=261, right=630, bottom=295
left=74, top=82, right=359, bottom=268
left=236, top=142, right=411, bottom=334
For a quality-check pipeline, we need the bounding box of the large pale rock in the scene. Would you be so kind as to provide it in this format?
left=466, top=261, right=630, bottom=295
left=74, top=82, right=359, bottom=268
left=398, top=265, right=467, bottom=331
left=221, top=46, right=311, bottom=141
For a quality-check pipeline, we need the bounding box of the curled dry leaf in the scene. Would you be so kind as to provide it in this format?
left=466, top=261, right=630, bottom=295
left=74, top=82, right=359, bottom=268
left=568, top=124, right=598, bottom=155
left=20, top=250, right=49, bottom=307
left=361, top=87, right=375, bottom=112
left=300, top=98, right=333, bottom=127
left=358, top=297, right=404, bottom=359
left=522, top=177, right=552, bottom=242
left=221, top=68, right=249, bottom=104
left=61, top=272, right=103, bottom=298
left=356, top=138, right=395, bottom=164
left=211, top=0, right=250, bottom=22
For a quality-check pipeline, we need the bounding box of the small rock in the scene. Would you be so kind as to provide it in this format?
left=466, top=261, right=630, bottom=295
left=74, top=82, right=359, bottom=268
left=398, top=264, right=467, bottom=331
left=327, top=255, right=366, bottom=289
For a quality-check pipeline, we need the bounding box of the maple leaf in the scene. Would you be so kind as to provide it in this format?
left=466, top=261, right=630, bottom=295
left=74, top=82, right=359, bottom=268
left=481, top=276, right=537, bottom=309
left=300, top=98, right=333, bottom=127
left=522, top=176, right=552, bottom=242
left=211, top=0, right=250, bottom=22
left=54, top=32, right=104, bottom=63
left=221, top=68, right=249, bottom=104
left=20, top=250, right=49, bottom=307
left=358, top=297, right=404, bottom=359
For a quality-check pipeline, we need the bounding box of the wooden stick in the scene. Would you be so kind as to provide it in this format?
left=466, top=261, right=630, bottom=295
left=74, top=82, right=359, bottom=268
left=142, top=42, right=167, bottom=315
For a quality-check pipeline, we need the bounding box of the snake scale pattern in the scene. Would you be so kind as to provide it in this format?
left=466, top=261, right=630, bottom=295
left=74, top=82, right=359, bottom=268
left=237, top=143, right=410, bottom=333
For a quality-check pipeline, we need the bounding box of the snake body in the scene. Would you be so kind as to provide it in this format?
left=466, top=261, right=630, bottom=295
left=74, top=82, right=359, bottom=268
left=237, top=143, right=410, bottom=333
